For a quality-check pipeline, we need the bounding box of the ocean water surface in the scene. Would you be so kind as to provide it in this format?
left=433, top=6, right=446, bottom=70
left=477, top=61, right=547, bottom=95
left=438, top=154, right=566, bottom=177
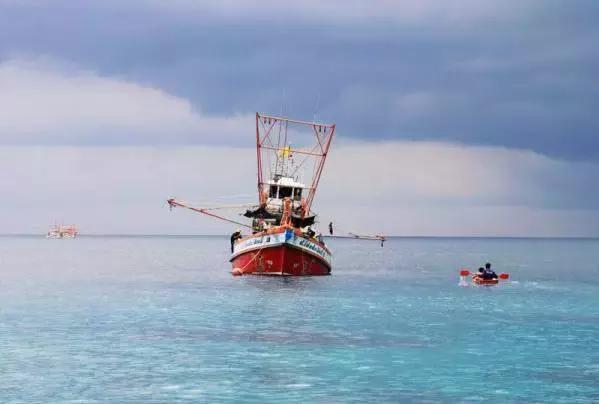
left=1, top=236, right=598, bottom=403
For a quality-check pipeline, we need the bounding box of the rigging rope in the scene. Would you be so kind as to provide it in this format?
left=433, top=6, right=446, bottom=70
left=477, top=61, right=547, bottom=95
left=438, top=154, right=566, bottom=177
left=234, top=245, right=266, bottom=275
left=168, top=199, right=253, bottom=229
left=321, top=219, right=385, bottom=241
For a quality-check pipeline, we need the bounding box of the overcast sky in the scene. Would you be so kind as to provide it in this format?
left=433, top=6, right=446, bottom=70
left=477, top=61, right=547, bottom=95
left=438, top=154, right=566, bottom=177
left=1, top=0, right=598, bottom=236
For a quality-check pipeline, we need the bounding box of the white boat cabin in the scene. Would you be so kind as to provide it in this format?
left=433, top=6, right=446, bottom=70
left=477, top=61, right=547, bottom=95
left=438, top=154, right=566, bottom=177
left=264, top=175, right=306, bottom=214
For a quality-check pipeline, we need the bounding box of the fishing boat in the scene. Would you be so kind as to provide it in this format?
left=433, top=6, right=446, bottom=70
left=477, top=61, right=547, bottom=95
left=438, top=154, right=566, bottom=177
left=168, top=112, right=383, bottom=276
left=47, top=224, right=78, bottom=239
left=169, top=113, right=335, bottom=275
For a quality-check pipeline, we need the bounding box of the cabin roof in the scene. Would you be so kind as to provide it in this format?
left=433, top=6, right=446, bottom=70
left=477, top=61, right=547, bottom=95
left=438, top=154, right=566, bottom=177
left=267, top=176, right=306, bottom=188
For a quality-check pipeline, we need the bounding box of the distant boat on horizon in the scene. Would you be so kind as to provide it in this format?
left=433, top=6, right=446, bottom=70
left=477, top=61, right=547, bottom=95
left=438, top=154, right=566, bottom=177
left=47, top=224, right=78, bottom=239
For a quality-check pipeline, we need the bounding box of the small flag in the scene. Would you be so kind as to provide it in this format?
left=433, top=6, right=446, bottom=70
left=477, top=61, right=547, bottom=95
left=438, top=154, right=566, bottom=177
left=280, top=146, right=291, bottom=158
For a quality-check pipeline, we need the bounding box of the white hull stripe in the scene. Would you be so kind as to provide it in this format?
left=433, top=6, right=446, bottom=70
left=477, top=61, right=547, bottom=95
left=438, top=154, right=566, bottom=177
left=230, top=242, right=331, bottom=268
left=231, top=231, right=332, bottom=265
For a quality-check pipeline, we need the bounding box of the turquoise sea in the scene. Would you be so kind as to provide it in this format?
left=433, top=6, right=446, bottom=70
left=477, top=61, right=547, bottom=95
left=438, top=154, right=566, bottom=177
left=1, top=236, right=598, bottom=403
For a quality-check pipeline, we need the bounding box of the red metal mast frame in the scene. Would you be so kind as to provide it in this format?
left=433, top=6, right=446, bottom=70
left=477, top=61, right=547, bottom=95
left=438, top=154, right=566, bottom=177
left=255, top=112, right=335, bottom=215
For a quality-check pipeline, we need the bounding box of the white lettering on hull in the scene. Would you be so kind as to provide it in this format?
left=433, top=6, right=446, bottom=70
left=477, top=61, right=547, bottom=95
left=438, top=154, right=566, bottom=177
left=232, top=230, right=332, bottom=265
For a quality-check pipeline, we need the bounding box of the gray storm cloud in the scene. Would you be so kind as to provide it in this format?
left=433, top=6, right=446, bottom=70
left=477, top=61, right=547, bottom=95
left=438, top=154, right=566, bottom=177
left=1, top=0, right=598, bottom=159
left=0, top=59, right=252, bottom=146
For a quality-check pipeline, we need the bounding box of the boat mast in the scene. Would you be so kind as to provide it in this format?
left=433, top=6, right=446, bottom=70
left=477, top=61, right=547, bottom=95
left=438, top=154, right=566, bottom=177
left=305, top=122, right=335, bottom=212
left=255, top=112, right=335, bottom=216
left=256, top=112, right=264, bottom=205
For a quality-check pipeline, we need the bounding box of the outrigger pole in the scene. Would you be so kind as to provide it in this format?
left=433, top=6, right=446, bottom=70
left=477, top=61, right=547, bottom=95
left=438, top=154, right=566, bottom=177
left=326, top=233, right=386, bottom=243
left=167, top=197, right=386, bottom=242
left=349, top=233, right=386, bottom=242
left=167, top=198, right=253, bottom=229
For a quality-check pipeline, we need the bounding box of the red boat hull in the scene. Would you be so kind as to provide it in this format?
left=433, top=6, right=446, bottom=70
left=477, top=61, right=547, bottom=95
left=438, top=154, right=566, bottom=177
left=230, top=230, right=331, bottom=276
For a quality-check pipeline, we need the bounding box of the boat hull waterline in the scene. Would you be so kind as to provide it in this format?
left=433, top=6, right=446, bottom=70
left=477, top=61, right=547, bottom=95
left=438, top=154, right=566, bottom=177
left=231, top=229, right=331, bottom=276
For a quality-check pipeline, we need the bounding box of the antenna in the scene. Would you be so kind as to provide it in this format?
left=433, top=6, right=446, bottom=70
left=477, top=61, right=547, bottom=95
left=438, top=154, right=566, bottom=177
left=281, top=88, right=287, bottom=117
left=313, top=92, right=321, bottom=123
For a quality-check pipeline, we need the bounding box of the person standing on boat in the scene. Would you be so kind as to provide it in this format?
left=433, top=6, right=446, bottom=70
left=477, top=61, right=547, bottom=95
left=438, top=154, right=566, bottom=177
left=230, top=229, right=242, bottom=253
left=328, top=222, right=334, bottom=235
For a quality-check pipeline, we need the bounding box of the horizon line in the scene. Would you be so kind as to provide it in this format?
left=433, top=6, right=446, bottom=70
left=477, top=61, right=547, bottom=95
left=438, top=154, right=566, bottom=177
left=1, top=233, right=598, bottom=240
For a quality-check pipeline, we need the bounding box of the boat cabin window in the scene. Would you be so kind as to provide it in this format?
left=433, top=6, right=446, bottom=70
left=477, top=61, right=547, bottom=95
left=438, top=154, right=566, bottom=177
left=268, top=185, right=300, bottom=200
left=269, top=185, right=278, bottom=198
left=278, top=186, right=292, bottom=199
